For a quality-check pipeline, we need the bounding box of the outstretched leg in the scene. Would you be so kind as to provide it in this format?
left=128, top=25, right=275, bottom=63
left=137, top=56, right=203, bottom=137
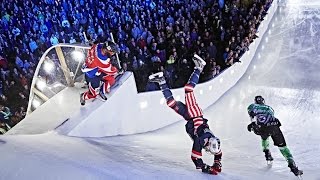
left=149, top=72, right=189, bottom=120
left=184, top=54, right=206, bottom=134
left=184, top=54, right=206, bottom=118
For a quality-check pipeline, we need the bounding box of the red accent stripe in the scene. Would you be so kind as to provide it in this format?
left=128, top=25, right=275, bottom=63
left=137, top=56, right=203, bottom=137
left=214, top=150, right=222, bottom=155
left=192, top=150, right=202, bottom=156
left=167, top=100, right=176, bottom=107
left=190, top=92, right=200, bottom=115
left=185, top=84, right=194, bottom=91
left=193, top=118, right=203, bottom=123
left=191, top=92, right=202, bottom=116
left=89, top=83, right=97, bottom=96
left=186, top=93, right=196, bottom=117
left=185, top=92, right=203, bottom=118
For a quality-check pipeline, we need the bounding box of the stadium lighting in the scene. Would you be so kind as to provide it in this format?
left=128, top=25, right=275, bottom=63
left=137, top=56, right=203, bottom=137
left=43, top=58, right=55, bottom=73
left=72, top=50, right=85, bottom=62
left=32, top=98, right=41, bottom=109
left=36, top=77, right=46, bottom=91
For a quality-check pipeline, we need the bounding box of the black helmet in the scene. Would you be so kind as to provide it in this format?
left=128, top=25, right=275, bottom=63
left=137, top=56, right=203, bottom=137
left=102, top=41, right=120, bottom=54
left=254, top=95, right=265, bottom=104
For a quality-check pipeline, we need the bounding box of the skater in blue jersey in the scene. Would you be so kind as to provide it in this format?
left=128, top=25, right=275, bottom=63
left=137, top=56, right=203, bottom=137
left=149, top=54, right=222, bottom=175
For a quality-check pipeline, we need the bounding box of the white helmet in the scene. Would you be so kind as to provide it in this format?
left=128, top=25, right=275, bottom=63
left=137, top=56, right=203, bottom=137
left=204, top=137, right=221, bottom=155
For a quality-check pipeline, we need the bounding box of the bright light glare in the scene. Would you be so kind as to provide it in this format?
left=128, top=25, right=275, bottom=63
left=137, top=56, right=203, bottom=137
left=209, top=86, right=212, bottom=90
left=175, top=95, right=181, bottom=101
left=231, top=69, right=234, bottom=74
left=72, top=50, right=85, bottom=62
left=160, top=98, right=165, bottom=105
left=199, top=89, right=203, bottom=95
left=219, top=78, right=223, bottom=83
left=32, top=99, right=41, bottom=109
left=140, top=101, right=148, bottom=109
left=36, top=78, right=46, bottom=91
left=43, top=61, right=54, bottom=73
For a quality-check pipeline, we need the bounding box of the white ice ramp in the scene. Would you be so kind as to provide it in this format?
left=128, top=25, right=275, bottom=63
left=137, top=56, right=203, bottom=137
left=7, top=72, right=132, bottom=136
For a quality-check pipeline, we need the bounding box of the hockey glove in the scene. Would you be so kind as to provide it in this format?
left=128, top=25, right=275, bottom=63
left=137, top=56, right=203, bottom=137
left=201, top=165, right=218, bottom=175
left=247, top=122, right=254, bottom=132
left=212, top=162, right=222, bottom=173
left=275, top=118, right=282, bottom=127
left=247, top=122, right=261, bottom=135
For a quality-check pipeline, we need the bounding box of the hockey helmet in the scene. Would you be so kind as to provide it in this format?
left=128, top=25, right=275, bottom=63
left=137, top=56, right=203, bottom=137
left=254, top=95, right=265, bottom=104
left=204, top=137, right=221, bottom=155
left=102, top=41, right=120, bottom=54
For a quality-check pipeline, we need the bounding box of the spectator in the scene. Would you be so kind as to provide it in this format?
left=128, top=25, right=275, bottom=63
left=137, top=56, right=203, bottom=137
left=50, top=34, right=59, bottom=45
left=15, top=56, right=24, bottom=71
left=0, top=104, right=12, bottom=129
left=29, top=39, right=38, bottom=53
left=0, top=55, right=8, bottom=70
left=0, top=0, right=274, bottom=132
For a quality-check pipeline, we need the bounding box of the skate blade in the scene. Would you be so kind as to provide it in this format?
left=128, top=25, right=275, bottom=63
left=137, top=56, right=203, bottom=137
left=193, top=54, right=206, bottom=65
left=148, top=72, right=164, bottom=80
left=297, top=175, right=303, bottom=180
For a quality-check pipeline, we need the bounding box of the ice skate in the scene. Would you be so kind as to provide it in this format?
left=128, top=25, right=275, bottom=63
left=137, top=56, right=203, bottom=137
left=99, top=89, right=108, bottom=101
left=288, top=161, right=303, bottom=178
left=148, top=72, right=166, bottom=85
left=193, top=54, right=206, bottom=72
left=264, top=149, right=273, bottom=165
left=80, top=92, right=86, bottom=106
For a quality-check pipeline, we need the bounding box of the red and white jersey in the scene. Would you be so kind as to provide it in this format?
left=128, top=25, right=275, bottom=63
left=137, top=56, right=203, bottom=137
left=82, top=43, right=118, bottom=78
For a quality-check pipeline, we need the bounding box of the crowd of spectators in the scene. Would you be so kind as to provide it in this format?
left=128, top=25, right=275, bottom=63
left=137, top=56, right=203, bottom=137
left=0, top=0, right=273, bottom=133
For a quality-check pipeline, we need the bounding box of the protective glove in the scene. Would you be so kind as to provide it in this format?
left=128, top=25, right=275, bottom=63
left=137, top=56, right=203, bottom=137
left=201, top=164, right=218, bottom=175
left=212, top=162, right=222, bottom=173
left=275, top=118, right=282, bottom=127
left=247, top=122, right=254, bottom=132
